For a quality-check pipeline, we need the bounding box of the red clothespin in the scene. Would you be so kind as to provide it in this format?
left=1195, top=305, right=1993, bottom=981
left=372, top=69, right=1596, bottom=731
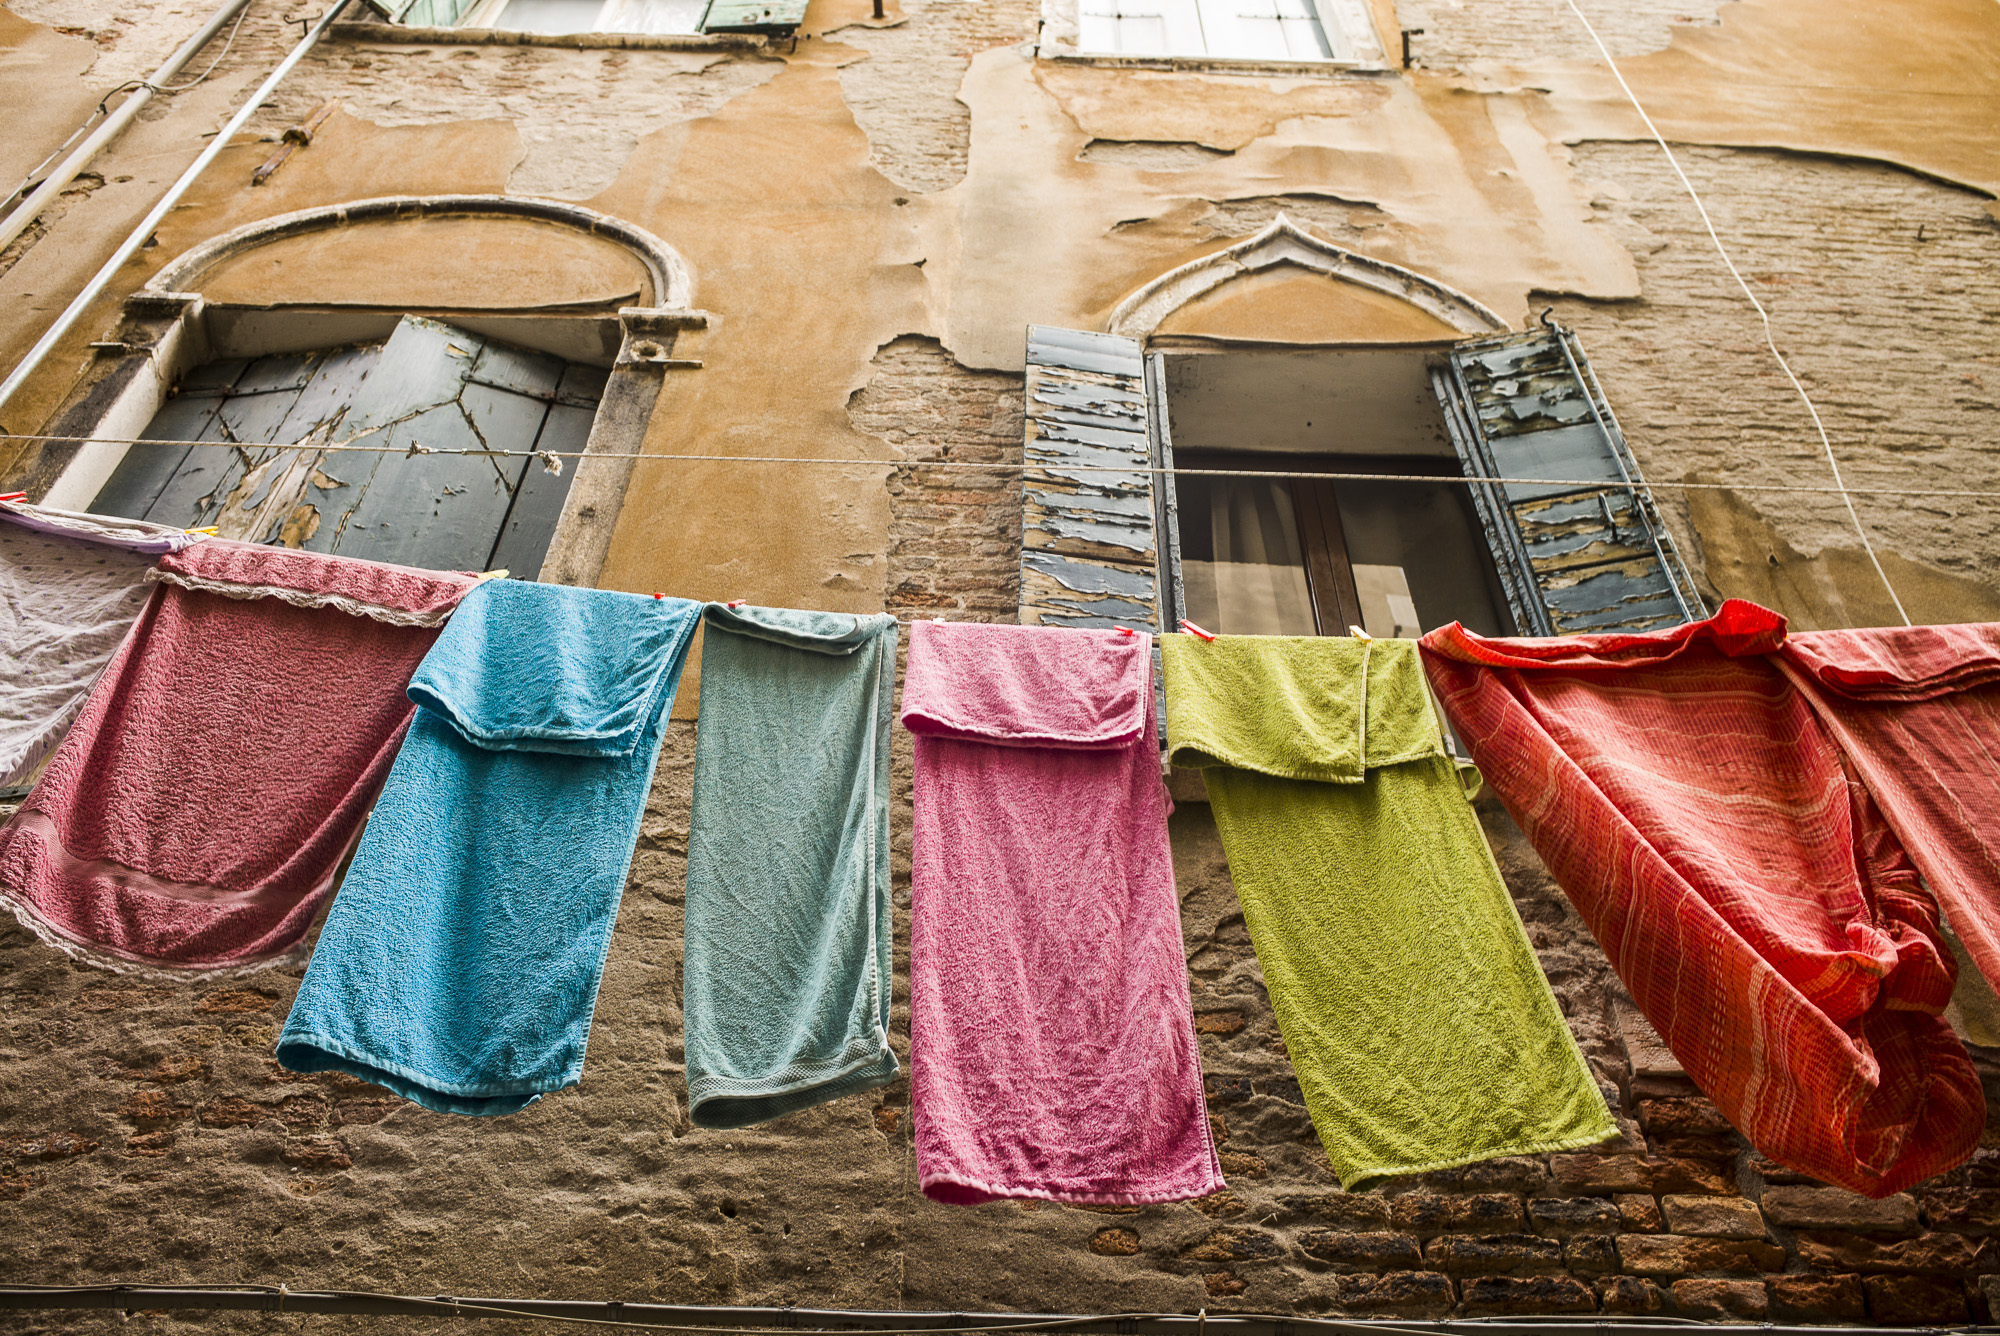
left=726, top=599, right=746, bottom=609
left=1114, top=626, right=1138, bottom=637
left=0, top=492, right=27, bottom=503
left=1179, top=618, right=1216, bottom=641
left=652, top=593, right=665, bottom=600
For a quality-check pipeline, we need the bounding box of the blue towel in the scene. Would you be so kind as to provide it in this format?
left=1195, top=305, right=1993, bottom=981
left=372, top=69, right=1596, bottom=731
left=683, top=604, right=899, bottom=1128
left=277, top=580, right=700, bottom=1116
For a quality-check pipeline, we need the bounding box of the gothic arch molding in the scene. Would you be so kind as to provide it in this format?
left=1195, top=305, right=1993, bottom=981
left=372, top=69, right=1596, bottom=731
left=1107, top=213, right=1506, bottom=339
left=142, top=195, right=694, bottom=309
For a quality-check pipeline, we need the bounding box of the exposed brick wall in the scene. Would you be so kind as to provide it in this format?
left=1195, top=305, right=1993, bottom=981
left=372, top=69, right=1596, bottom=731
left=1544, top=142, right=2000, bottom=593
left=850, top=335, right=1025, bottom=622
left=1389, top=0, right=1727, bottom=68
left=833, top=0, right=1042, bottom=194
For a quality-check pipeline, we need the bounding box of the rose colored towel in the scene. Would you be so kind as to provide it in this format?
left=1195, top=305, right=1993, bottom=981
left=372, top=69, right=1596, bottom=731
left=901, top=620, right=1223, bottom=1205
left=1777, top=623, right=2000, bottom=1008
left=1420, top=600, right=1983, bottom=1197
left=0, top=539, right=476, bottom=977
left=0, top=502, right=203, bottom=787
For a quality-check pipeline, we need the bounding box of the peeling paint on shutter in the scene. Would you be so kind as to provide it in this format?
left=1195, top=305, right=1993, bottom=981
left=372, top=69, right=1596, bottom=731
left=1019, top=325, right=1161, bottom=635
left=699, top=0, right=807, bottom=33
left=1432, top=324, right=1705, bottom=636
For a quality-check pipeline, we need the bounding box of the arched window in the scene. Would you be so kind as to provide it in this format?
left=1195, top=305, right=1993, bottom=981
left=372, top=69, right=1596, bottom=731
left=1022, top=217, right=1703, bottom=643
left=28, top=196, right=701, bottom=583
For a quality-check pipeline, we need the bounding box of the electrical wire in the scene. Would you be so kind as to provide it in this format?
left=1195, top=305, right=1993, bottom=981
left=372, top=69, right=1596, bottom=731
left=2, top=3, right=252, bottom=210
left=1558, top=0, right=1911, bottom=626
left=0, top=1288, right=1781, bottom=1336
left=0, top=431, right=1992, bottom=503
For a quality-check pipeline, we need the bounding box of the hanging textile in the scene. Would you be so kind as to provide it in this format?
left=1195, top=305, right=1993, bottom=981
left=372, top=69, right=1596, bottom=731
left=1162, top=633, right=1615, bottom=1190
left=682, top=604, right=899, bottom=1129
left=901, top=620, right=1223, bottom=1204
left=1777, top=623, right=2000, bottom=1010
left=277, top=581, right=699, bottom=1116
left=0, top=539, right=474, bottom=976
left=0, top=501, right=202, bottom=788
left=1420, top=600, right=1984, bottom=1197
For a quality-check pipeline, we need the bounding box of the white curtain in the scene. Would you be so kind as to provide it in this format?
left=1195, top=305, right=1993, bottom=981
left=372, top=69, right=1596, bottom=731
left=1182, top=477, right=1317, bottom=636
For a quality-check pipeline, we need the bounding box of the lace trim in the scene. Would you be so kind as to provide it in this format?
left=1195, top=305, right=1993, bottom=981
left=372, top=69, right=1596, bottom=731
left=144, top=567, right=457, bottom=628
left=0, top=886, right=308, bottom=982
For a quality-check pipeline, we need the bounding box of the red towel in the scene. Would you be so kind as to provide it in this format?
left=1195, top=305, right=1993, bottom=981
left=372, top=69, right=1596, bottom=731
left=0, top=541, right=476, bottom=977
left=1780, top=622, right=2000, bottom=1014
left=1420, top=600, right=1983, bottom=1197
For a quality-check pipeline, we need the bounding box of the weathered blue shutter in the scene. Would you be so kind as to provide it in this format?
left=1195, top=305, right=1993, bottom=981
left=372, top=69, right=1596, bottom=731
left=1432, top=324, right=1705, bottom=636
left=1019, top=326, right=1162, bottom=635
left=699, top=0, right=808, bottom=33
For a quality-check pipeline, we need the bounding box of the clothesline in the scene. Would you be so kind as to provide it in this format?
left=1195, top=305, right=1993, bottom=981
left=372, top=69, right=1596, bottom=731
left=1, top=432, right=1992, bottom=501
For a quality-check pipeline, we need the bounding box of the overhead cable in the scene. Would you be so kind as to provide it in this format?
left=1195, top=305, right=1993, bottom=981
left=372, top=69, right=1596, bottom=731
left=0, top=431, right=1990, bottom=504
left=1558, top=0, right=1911, bottom=626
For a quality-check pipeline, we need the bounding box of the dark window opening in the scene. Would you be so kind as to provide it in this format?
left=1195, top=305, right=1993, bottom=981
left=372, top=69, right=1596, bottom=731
left=1161, top=347, right=1515, bottom=640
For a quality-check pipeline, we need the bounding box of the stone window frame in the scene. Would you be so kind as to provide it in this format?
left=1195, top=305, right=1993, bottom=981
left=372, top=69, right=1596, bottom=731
left=25, top=195, right=705, bottom=589
left=1036, top=0, right=1389, bottom=74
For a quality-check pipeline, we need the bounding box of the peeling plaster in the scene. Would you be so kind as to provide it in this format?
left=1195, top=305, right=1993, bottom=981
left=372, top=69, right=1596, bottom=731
left=1511, top=0, right=2000, bottom=212
left=932, top=46, right=1638, bottom=370
left=264, top=42, right=783, bottom=200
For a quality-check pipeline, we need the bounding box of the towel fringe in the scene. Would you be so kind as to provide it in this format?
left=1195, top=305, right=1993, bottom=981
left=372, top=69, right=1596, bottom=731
left=0, top=886, right=308, bottom=982
left=144, top=567, right=458, bottom=628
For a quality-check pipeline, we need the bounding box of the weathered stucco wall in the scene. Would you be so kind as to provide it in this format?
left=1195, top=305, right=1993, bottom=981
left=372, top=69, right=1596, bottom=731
left=1, top=0, right=1999, bottom=1328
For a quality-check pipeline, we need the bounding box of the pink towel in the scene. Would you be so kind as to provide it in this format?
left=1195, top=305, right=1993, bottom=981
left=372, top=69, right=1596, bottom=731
left=0, top=540, right=476, bottom=977
left=901, top=620, right=1223, bottom=1204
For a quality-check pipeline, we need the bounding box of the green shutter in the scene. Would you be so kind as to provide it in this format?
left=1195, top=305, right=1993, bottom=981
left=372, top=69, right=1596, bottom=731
left=1432, top=323, right=1705, bottom=636
left=389, top=0, right=482, bottom=26
left=699, top=0, right=808, bottom=32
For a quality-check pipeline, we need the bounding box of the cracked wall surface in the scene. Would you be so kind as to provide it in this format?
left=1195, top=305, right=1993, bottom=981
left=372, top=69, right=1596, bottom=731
left=830, top=0, right=1040, bottom=195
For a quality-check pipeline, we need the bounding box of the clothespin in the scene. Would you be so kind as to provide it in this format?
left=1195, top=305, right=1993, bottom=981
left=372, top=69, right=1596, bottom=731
left=1114, top=626, right=1138, bottom=637
left=1348, top=625, right=1373, bottom=641
left=476, top=569, right=509, bottom=581
left=726, top=599, right=746, bottom=609
left=652, top=593, right=665, bottom=600
left=0, top=492, right=27, bottom=503
left=1178, top=618, right=1215, bottom=641
left=184, top=526, right=219, bottom=536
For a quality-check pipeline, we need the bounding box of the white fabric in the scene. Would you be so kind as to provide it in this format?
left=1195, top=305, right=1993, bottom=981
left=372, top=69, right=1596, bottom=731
left=0, top=515, right=186, bottom=787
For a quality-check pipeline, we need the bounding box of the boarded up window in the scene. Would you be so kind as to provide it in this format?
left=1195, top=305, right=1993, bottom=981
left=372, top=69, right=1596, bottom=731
left=92, top=316, right=600, bottom=577
left=1430, top=325, right=1705, bottom=636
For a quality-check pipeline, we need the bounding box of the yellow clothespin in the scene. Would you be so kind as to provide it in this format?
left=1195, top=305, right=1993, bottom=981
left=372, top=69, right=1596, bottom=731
left=1348, top=624, right=1373, bottom=641
left=476, top=569, right=510, bottom=581
left=184, top=526, right=218, bottom=536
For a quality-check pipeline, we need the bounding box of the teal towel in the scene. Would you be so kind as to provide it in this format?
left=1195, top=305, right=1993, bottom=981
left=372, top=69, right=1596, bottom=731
left=683, top=604, right=900, bottom=1128
left=277, top=580, right=700, bottom=1116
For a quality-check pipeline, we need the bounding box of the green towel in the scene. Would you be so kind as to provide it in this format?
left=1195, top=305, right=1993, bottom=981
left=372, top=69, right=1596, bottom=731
left=682, top=604, right=900, bottom=1128
left=1162, top=635, right=1615, bottom=1189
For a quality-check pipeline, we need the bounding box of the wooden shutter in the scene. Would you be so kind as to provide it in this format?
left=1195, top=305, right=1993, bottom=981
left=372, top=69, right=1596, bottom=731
left=1019, top=326, right=1164, bottom=635
left=699, top=0, right=808, bottom=33
left=381, top=0, right=482, bottom=25
left=1431, top=324, right=1705, bottom=636
left=96, top=317, right=599, bottom=576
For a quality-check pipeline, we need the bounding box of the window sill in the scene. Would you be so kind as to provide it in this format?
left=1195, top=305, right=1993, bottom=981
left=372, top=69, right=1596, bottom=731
left=1035, top=46, right=1388, bottom=77
left=329, top=18, right=770, bottom=49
